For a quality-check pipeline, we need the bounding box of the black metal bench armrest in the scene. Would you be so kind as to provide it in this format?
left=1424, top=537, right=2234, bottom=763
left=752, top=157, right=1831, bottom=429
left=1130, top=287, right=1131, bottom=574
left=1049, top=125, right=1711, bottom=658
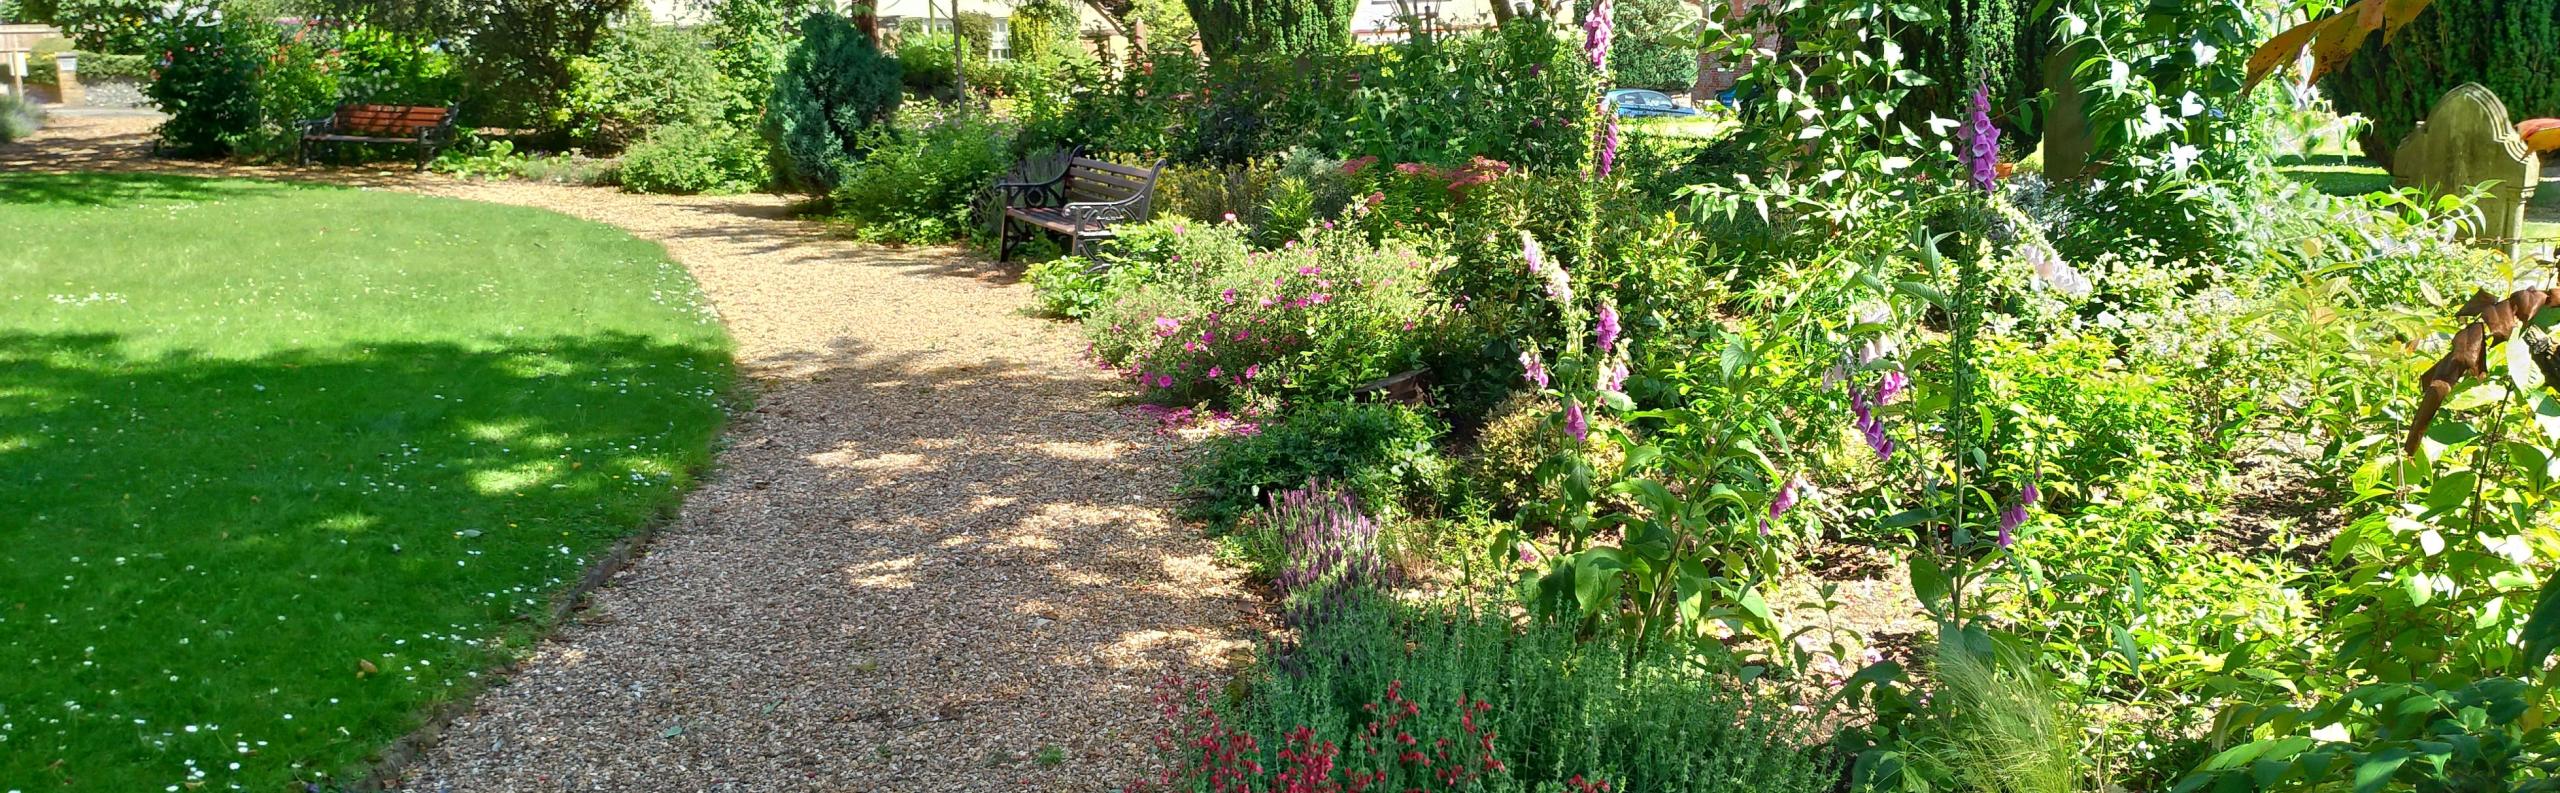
left=295, top=117, right=335, bottom=135
left=1063, top=199, right=1143, bottom=228
left=994, top=173, right=1067, bottom=207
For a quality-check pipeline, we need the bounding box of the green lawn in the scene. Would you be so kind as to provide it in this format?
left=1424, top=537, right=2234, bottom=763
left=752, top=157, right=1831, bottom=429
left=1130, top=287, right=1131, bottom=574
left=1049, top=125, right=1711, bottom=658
left=2273, top=152, right=2397, bottom=197
left=0, top=174, right=734, bottom=791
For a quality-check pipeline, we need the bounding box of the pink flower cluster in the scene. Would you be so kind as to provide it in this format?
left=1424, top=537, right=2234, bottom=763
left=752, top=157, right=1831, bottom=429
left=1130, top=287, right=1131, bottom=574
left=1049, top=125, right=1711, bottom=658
left=1132, top=404, right=1263, bottom=437
left=1103, top=240, right=1439, bottom=408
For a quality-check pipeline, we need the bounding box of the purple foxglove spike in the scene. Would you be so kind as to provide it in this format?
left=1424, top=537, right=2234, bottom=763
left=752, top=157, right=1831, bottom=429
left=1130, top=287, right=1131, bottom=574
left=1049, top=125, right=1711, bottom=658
left=1769, top=476, right=1800, bottom=518
left=1877, top=370, right=1908, bottom=404
left=1596, top=114, right=1620, bottom=178
left=1965, top=83, right=2000, bottom=194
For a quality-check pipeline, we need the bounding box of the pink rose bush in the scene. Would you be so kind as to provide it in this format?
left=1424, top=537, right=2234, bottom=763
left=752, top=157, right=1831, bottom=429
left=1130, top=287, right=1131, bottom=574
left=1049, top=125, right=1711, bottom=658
left=1079, top=220, right=1450, bottom=407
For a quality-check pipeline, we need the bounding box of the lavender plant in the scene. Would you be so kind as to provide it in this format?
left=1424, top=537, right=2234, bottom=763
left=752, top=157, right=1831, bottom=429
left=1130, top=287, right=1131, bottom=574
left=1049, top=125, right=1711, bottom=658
left=1266, top=481, right=1396, bottom=633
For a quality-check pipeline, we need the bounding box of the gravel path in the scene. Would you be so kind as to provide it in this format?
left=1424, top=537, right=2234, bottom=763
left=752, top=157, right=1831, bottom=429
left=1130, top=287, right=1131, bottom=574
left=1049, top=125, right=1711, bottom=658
left=8, top=115, right=1249, bottom=791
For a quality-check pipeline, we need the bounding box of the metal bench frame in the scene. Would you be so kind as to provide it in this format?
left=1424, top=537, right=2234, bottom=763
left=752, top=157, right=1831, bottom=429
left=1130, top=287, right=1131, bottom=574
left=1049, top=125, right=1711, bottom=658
left=296, top=103, right=459, bottom=170
left=994, top=151, right=1167, bottom=262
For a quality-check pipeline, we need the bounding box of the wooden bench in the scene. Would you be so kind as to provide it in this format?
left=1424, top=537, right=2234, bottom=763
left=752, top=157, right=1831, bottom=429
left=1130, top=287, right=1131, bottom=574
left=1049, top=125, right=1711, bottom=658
left=994, top=153, right=1168, bottom=261
left=296, top=103, right=458, bottom=170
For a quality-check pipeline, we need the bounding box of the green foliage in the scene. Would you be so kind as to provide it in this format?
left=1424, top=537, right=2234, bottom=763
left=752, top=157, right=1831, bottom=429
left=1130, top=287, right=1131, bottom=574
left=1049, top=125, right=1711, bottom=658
left=1339, top=19, right=1599, bottom=173
left=564, top=22, right=726, bottom=150
left=1913, top=638, right=2093, bottom=793
left=954, top=10, right=996, bottom=57
left=331, top=25, right=460, bottom=105
left=0, top=92, right=44, bottom=143
left=1462, top=392, right=1627, bottom=517
left=1153, top=148, right=1364, bottom=243
left=1078, top=222, right=1449, bottom=408
left=1006, top=0, right=1080, bottom=65
left=30, top=50, right=148, bottom=83
left=1180, top=400, right=1447, bottom=526
left=311, top=0, right=630, bottom=133
left=1026, top=258, right=1114, bottom=319
left=143, top=9, right=265, bottom=158
left=1585, top=0, right=1698, bottom=90
left=1182, top=0, right=1353, bottom=62
left=829, top=107, right=1013, bottom=243
left=241, top=29, right=338, bottom=159
left=700, top=0, right=830, bottom=123
left=22, top=35, right=71, bottom=84
left=893, top=30, right=959, bottom=96
left=50, top=0, right=156, bottom=52
left=2322, top=0, right=2560, bottom=167
left=762, top=11, right=902, bottom=193
left=2185, top=678, right=2559, bottom=792
left=431, top=138, right=619, bottom=185
left=617, top=120, right=768, bottom=194
left=1158, top=598, right=1839, bottom=793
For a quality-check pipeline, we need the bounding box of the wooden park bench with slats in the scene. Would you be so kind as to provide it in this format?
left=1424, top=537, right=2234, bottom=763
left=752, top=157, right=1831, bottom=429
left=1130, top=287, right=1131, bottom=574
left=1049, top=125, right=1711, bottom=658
left=994, top=152, right=1168, bottom=261
left=296, top=103, right=459, bottom=170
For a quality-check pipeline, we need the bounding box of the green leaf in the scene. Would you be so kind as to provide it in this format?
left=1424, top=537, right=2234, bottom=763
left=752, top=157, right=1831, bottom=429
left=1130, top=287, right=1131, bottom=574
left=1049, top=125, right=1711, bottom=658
left=1573, top=550, right=1627, bottom=614
left=2511, top=332, right=2546, bottom=393
left=1620, top=444, right=1661, bottom=476
left=1719, top=334, right=1751, bottom=380
left=2404, top=573, right=2434, bottom=606
left=1738, top=586, right=1774, bottom=630
left=2112, top=625, right=2144, bottom=676
left=1893, top=279, right=1949, bottom=309
left=2198, top=736, right=2313, bottom=771
left=1908, top=555, right=1951, bottom=616
left=2445, top=384, right=2505, bottom=412
left=2352, top=748, right=2410, bottom=793
left=2522, top=571, right=2560, bottom=667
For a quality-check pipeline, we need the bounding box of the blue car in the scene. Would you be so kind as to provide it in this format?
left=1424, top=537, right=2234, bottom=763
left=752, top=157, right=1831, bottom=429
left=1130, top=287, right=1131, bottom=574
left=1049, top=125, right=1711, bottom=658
left=1605, top=89, right=1703, bottom=118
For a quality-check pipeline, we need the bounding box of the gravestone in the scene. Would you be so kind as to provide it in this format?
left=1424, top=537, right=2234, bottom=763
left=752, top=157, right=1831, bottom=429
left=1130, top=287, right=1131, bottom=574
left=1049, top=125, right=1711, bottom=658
left=2040, top=43, right=2093, bottom=181
left=2394, top=82, right=2541, bottom=257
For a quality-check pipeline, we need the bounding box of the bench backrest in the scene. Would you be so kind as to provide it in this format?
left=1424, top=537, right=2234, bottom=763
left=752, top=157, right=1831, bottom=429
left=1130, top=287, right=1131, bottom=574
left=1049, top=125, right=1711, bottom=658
left=1063, top=157, right=1166, bottom=220
left=335, top=104, right=454, bottom=137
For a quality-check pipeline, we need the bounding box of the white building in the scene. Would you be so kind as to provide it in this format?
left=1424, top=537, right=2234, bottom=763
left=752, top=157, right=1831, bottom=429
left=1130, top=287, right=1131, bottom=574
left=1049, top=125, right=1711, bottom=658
left=640, top=0, right=1119, bottom=59
left=1352, top=0, right=1501, bottom=42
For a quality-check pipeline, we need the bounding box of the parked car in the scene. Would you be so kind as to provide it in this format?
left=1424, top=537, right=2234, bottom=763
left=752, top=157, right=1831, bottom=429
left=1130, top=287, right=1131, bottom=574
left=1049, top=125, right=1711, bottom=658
left=1605, top=89, right=1701, bottom=118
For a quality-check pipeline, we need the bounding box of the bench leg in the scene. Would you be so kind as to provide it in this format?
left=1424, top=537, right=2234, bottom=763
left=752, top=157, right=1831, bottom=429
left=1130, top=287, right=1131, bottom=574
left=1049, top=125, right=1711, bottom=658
left=998, top=214, right=1016, bottom=263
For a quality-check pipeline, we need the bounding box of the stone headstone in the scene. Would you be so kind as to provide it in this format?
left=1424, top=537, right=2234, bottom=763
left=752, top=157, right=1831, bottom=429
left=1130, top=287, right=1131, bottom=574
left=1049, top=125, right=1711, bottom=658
left=2041, top=43, right=2093, bottom=181
left=2394, top=82, right=2542, bottom=257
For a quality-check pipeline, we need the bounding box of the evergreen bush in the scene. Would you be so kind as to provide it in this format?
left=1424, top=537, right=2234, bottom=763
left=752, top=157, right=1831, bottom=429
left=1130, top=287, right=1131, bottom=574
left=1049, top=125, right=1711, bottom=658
left=1182, top=0, right=1355, bottom=62
left=2321, top=0, right=2560, bottom=168
left=763, top=12, right=902, bottom=193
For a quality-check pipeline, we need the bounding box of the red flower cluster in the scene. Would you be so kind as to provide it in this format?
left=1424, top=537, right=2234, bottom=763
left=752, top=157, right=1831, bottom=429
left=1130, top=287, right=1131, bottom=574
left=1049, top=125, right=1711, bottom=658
left=1388, top=157, right=1513, bottom=198
left=1130, top=677, right=1533, bottom=793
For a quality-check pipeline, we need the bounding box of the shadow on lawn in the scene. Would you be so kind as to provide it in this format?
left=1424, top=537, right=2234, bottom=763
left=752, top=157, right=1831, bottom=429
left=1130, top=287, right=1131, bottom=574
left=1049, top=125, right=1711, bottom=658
left=0, top=329, right=730, bottom=789
left=0, top=171, right=325, bottom=208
